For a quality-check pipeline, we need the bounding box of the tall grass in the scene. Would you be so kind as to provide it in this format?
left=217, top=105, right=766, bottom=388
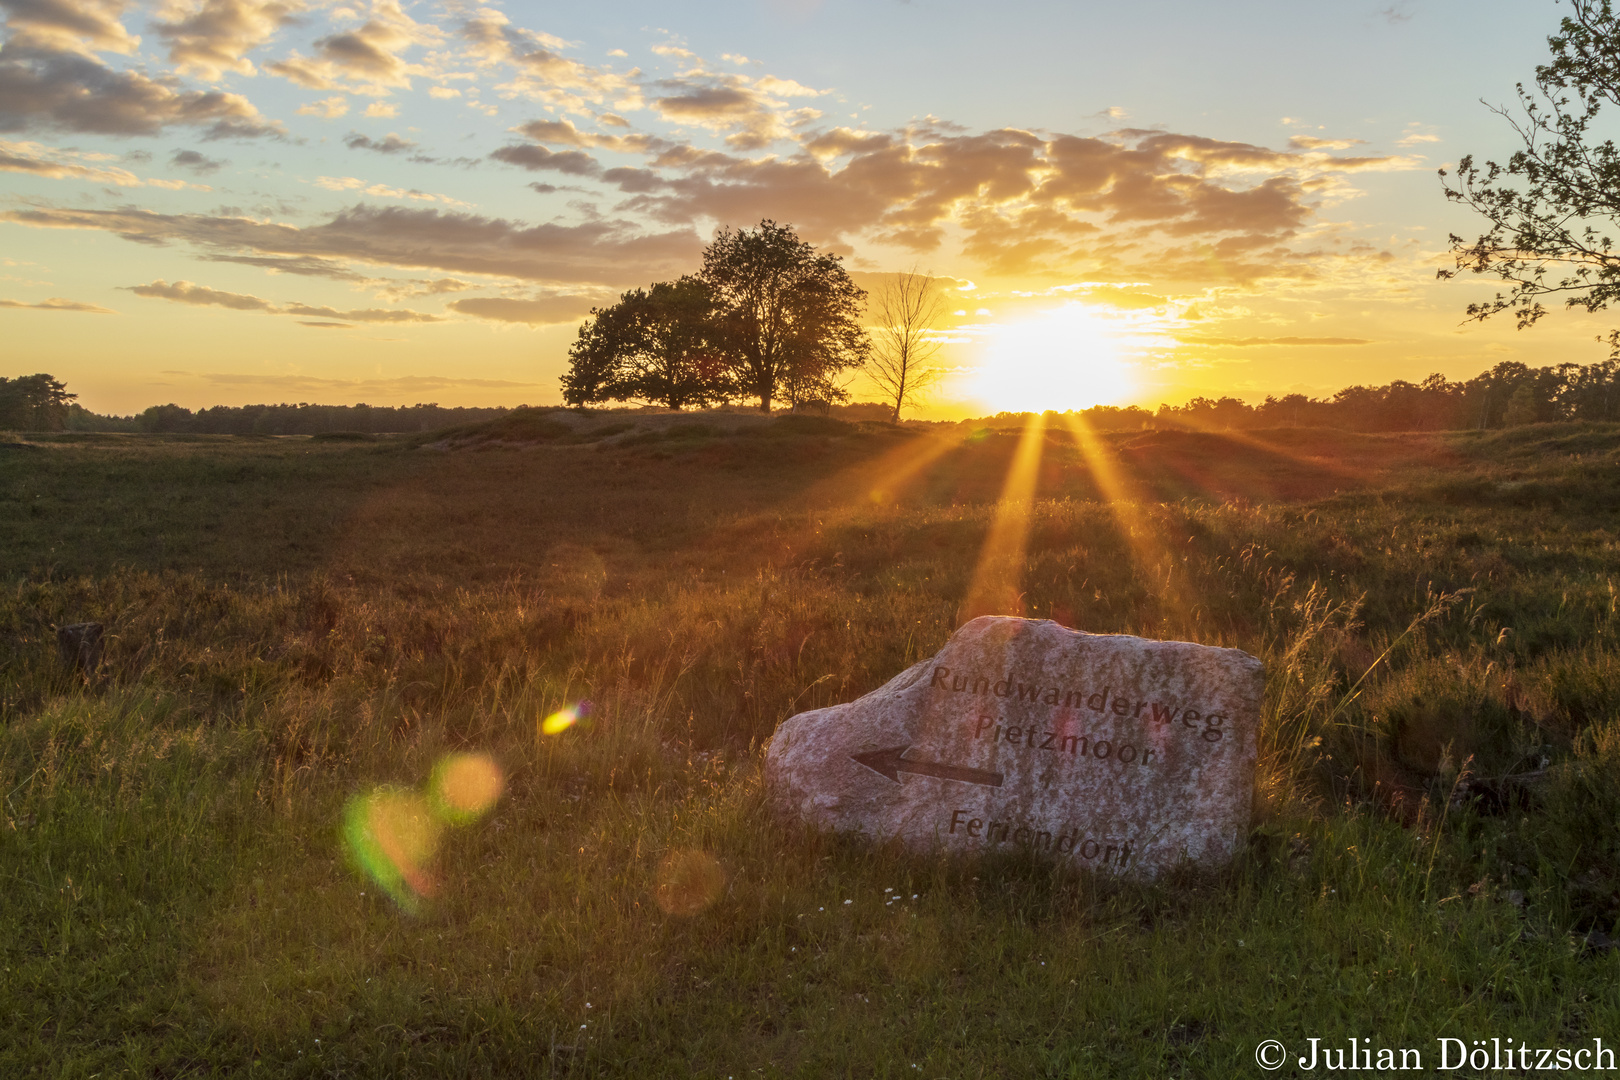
left=2, top=422, right=1618, bottom=1074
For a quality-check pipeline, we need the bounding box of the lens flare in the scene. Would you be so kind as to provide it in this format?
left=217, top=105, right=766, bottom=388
left=429, top=752, right=505, bottom=825
left=654, top=849, right=726, bottom=916
left=542, top=701, right=591, bottom=736
left=343, top=787, right=443, bottom=914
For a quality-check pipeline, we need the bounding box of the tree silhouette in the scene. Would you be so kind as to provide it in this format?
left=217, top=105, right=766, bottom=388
left=864, top=268, right=948, bottom=421
left=1442, top=0, right=1620, bottom=354
left=562, top=277, right=728, bottom=410
left=0, top=373, right=75, bottom=431
left=700, top=220, right=868, bottom=413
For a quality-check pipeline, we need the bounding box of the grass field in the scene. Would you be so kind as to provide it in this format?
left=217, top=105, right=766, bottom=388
left=3, top=411, right=1619, bottom=1077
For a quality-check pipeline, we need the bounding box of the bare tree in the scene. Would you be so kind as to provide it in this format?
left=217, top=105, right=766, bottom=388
left=864, top=269, right=947, bottom=420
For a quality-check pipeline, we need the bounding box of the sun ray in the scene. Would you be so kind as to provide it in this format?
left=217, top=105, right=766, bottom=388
left=797, top=428, right=963, bottom=516
left=1058, top=412, right=1192, bottom=632
left=1158, top=418, right=1370, bottom=495
left=958, top=412, right=1047, bottom=623
left=710, top=429, right=967, bottom=568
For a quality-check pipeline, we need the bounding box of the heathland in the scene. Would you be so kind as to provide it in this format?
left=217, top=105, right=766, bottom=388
left=2, top=411, right=1619, bottom=1076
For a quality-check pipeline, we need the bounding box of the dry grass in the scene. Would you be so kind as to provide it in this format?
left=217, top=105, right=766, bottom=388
left=2, top=417, right=1619, bottom=1076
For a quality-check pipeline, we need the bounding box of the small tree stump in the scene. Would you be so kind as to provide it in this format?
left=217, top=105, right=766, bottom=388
left=56, top=622, right=104, bottom=676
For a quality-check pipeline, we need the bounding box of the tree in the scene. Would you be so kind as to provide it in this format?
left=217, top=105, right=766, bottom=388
left=561, top=276, right=729, bottom=410
left=1441, top=0, right=1620, bottom=352
left=864, top=268, right=948, bottom=421
left=1562, top=356, right=1620, bottom=418
left=700, top=220, right=869, bottom=413
left=1504, top=384, right=1543, bottom=426
left=0, top=373, right=75, bottom=431
left=136, top=403, right=196, bottom=432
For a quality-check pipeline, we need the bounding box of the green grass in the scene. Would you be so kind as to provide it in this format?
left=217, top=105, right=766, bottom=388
left=2, top=419, right=1619, bottom=1076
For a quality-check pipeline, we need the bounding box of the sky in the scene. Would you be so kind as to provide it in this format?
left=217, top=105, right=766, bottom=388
left=0, top=0, right=1611, bottom=418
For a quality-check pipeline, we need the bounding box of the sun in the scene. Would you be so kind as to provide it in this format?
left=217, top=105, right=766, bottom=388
left=961, top=303, right=1138, bottom=413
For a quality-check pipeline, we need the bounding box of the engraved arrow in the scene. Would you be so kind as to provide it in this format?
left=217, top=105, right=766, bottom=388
left=850, top=745, right=1003, bottom=787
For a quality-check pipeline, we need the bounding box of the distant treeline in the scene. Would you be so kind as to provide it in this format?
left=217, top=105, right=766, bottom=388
left=992, top=360, right=1620, bottom=433
left=62, top=402, right=515, bottom=435
left=8, top=358, right=1620, bottom=435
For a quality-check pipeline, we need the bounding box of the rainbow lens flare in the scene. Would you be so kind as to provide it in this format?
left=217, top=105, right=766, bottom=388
left=541, top=701, right=591, bottom=736
left=429, top=752, right=505, bottom=826
left=654, top=849, right=726, bottom=916
left=343, top=787, right=443, bottom=914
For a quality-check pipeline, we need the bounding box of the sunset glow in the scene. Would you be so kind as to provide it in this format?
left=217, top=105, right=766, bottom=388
left=0, top=1, right=1600, bottom=414
left=961, top=305, right=1142, bottom=413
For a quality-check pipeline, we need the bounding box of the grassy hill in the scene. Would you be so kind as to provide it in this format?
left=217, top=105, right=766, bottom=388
left=2, top=418, right=1618, bottom=1075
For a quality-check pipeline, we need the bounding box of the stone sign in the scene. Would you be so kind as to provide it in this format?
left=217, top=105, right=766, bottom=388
left=764, top=616, right=1265, bottom=878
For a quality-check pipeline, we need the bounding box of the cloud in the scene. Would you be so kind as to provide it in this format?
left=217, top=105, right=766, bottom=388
left=266, top=0, right=439, bottom=94
left=489, top=142, right=599, bottom=175
left=1110, top=130, right=1299, bottom=173
left=512, top=117, right=590, bottom=145
left=363, top=100, right=397, bottom=117
left=509, top=117, right=666, bottom=154
left=296, top=94, right=348, bottom=117
left=152, top=0, right=302, bottom=81
left=0, top=136, right=140, bottom=182
left=281, top=302, right=439, bottom=322
left=144, top=175, right=210, bottom=190
left=125, top=277, right=442, bottom=321
left=650, top=69, right=826, bottom=149
left=446, top=293, right=598, bottom=325
left=622, top=128, right=1053, bottom=249
left=1063, top=284, right=1169, bottom=310
left=343, top=130, right=414, bottom=153
left=1173, top=334, right=1373, bottom=346
left=170, top=147, right=224, bottom=173
left=127, top=278, right=272, bottom=309
left=804, top=126, right=892, bottom=160
left=600, top=165, right=663, bottom=192
left=456, top=8, right=569, bottom=63
left=755, top=75, right=820, bottom=98
left=0, top=0, right=139, bottom=57
left=6, top=203, right=704, bottom=286
left=2, top=96, right=1420, bottom=296
left=1288, top=135, right=1366, bottom=151
left=370, top=275, right=474, bottom=301
left=313, top=174, right=470, bottom=206
left=612, top=125, right=1418, bottom=282
left=197, top=252, right=364, bottom=277
left=1, top=137, right=214, bottom=188
left=173, top=370, right=539, bottom=393
left=455, top=7, right=638, bottom=111
left=0, top=45, right=282, bottom=137
left=0, top=295, right=113, bottom=311
left=1396, top=123, right=1440, bottom=148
